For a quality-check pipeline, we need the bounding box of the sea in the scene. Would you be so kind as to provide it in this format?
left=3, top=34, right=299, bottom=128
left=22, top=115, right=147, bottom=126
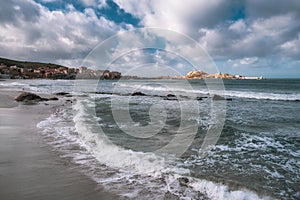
left=1, top=78, right=299, bottom=200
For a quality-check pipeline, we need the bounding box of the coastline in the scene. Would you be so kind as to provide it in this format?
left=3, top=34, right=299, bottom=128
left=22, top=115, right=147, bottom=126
left=0, top=89, right=120, bottom=200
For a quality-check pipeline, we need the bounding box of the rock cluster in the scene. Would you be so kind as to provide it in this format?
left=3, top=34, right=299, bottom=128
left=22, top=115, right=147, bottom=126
left=15, top=92, right=58, bottom=102
left=185, top=71, right=208, bottom=79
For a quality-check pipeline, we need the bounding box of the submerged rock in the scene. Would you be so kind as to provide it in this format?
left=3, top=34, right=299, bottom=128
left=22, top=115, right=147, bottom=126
left=196, top=97, right=204, bottom=101
left=178, top=177, right=189, bottom=187
left=164, top=93, right=178, bottom=101
left=212, top=95, right=232, bottom=101
left=55, top=92, right=69, bottom=96
left=166, top=94, right=176, bottom=97
left=212, top=94, right=226, bottom=100
left=15, top=92, right=48, bottom=102
left=48, top=97, right=59, bottom=101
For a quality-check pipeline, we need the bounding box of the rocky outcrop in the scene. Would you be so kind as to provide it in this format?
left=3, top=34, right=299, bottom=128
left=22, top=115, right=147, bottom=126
left=164, top=93, right=178, bottom=101
left=212, top=94, right=232, bottom=101
left=131, top=92, right=146, bottom=96
left=15, top=92, right=59, bottom=102
left=55, top=92, right=69, bottom=96
left=185, top=71, right=208, bottom=79
left=166, top=94, right=176, bottom=98
left=15, top=92, right=48, bottom=102
left=178, top=177, right=189, bottom=187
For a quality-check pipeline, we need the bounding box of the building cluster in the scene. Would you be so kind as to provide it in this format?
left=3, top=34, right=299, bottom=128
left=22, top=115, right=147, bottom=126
left=174, top=71, right=264, bottom=80
left=76, top=67, right=121, bottom=79
left=0, top=64, right=121, bottom=80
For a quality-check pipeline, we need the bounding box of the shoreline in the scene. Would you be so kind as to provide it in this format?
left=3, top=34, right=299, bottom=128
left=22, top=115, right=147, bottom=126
left=0, top=89, right=120, bottom=200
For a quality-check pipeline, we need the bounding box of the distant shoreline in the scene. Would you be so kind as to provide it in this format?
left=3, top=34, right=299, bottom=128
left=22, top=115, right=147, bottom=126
left=1, top=57, right=266, bottom=80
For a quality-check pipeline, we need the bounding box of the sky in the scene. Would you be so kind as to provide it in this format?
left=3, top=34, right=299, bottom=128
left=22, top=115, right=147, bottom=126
left=0, top=0, right=300, bottom=78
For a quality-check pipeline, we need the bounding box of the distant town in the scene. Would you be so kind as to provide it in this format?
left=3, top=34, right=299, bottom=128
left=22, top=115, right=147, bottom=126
left=160, top=71, right=264, bottom=80
left=0, top=57, right=264, bottom=80
left=0, top=57, right=121, bottom=80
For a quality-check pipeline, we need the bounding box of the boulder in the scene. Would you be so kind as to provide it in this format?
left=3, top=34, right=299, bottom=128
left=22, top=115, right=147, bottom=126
left=55, top=92, right=69, bottom=96
left=178, top=177, right=189, bottom=187
left=166, top=94, right=176, bottom=97
left=196, top=97, right=204, bottom=101
left=131, top=92, right=146, bottom=96
left=212, top=94, right=226, bottom=101
left=212, top=94, right=232, bottom=101
left=15, top=92, right=48, bottom=102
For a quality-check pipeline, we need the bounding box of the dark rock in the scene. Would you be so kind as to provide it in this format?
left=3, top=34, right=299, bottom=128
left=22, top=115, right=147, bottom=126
left=212, top=94, right=226, bottom=101
left=212, top=95, right=233, bottom=101
left=131, top=92, right=146, bottom=96
left=15, top=92, right=48, bottom=102
left=55, top=92, right=69, bottom=96
left=164, top=94, right=178, bottom=101
left=196, top=97, right=203, bottom=100
left=178, top=177, right=189, bottom=187
left=48, top=97, right=59, bottom=101
left=166, top=94, right=176, bottom=97
left=65, top=94, right=73, bottom=97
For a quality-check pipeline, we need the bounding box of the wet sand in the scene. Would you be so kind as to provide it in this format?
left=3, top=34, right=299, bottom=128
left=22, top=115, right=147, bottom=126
left=0, top=90, right=120, bottom=200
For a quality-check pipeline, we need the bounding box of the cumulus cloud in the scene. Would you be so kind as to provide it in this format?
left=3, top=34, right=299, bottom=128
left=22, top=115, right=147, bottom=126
left=0, top=0, right=299, bottom=77
left=240, top=57, right=258, bottom=65
left=114, top=0, right=241, bottom=33
left=113, top=0, right=300, bottom=62
left=0, top=0, right=121, bottom=66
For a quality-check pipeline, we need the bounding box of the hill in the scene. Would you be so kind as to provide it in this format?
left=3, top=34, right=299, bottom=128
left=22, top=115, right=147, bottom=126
left=0, top=57, right=66, bottom=69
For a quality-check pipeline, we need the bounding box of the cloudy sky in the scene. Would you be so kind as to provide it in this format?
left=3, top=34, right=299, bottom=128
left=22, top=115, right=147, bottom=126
left=0, top=0, right=300, bottom=78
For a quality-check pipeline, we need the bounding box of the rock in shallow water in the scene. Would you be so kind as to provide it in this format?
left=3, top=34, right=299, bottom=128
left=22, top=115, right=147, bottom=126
left=15, top=92, right=48, bottom=102
left=131, top=91, right=146, bottom=96
left=48, top=97, right=59, bottom=101
left=212, top=94, right=232, bottom=101
left=55, top=92, right=69, bottom=96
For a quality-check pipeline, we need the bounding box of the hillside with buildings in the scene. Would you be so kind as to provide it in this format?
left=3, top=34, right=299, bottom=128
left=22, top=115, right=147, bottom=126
left=0, top=57, right=121, bottom=80
left=172, top=71, right=264, bottom=80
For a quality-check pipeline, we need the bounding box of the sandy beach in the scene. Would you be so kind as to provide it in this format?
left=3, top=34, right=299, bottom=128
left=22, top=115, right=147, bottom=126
left=0, top=90, right=119, bottom=200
